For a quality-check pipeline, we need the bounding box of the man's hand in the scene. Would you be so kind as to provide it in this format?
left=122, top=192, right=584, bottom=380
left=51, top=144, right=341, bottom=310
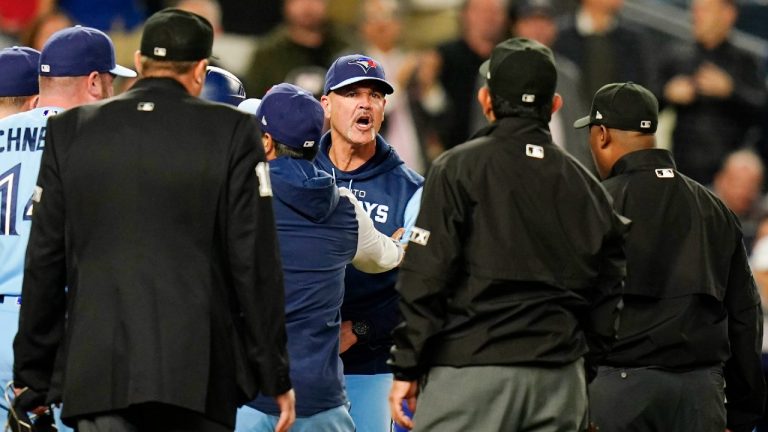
left=389, top=379, right=418, bottom=430
left=391, top=228, right=408, bottom=255
left=340, top=320, right=358, bottom=354
left=695, top=62, right=733, bottom=98
left=12, top=386, right=48, bottom=416
left=8, top=385, right=52, bottom=432
left=273, top=389, right=296, bottom=432
left=391, top=228, right=405, bottom=242
left=664, top=75, right=696, bottom=105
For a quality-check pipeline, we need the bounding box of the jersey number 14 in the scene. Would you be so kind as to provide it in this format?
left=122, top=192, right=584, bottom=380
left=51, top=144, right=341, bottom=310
left=0, top=163, right=33, bottom=235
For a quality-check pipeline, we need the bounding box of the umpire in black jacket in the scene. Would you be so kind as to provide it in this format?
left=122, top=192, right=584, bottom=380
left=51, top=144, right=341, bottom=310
left=13, top=9, right=295, bottom=432
left=388, top=38, right=628, bottom=432
left=576, top=82, right=765, bottom=432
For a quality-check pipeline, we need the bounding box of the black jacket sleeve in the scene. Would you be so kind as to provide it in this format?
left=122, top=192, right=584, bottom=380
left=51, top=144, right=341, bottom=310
left=389, top=161, right=464, bottom=381
left=226, top=116, right=291, bottom=396
left=13, top=115, right=68, bottom=396
left=581, top=213, right=627, bottom=382
left=723, top=236, right=765, bottom=432
left=727, top=51, right=767, bottom=118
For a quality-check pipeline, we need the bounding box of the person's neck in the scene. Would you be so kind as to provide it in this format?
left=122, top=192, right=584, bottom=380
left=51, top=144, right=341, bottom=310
left=698, top=34, right=727, bottom=51
left=37, top=94, right=80, bottom=110
left=464, top=32, right=496, bottom=58
left=328, top=132, right=377, bottom=172
left=0, top=106, right=20, bottom=118
left=579, top=6, right=616, bottom=34
left=288, top=25, right=325, bottom=48
left=143, top=71, right=197, bottom=95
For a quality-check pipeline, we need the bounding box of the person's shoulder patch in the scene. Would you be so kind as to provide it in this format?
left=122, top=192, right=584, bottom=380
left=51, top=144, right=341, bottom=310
left=32, top=186, right=43, bottom=202
left=409, top=226, right=430, bottom=246
left=255, top=162, right=272, bottom=197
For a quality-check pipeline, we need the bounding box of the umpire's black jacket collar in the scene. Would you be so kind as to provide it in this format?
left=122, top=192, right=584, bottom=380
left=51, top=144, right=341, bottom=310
left=131, top=76, right=189, bottom=94
left=470, top=115, right=552, bottom=144
left=609, top=148, right=676, bottom=179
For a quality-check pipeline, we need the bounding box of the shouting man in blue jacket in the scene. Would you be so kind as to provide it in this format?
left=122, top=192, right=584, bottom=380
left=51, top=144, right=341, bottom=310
left=315, top=54, right=424, bottom=432
left=236, top=83, right=404, bottom=432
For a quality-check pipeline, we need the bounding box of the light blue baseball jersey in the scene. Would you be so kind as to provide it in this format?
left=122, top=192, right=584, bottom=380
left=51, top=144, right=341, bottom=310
left=0, top=106, right=71, bottom=431
left=0, top=107, right=60, bottom=296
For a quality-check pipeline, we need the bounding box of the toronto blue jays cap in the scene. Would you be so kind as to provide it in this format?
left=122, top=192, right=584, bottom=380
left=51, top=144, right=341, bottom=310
left=574, top=82, right=658, bottom=133
left=40, top=26, right=136, bottom=78
left=0, top=46, right=40, bottom=97
left=252, top=83, right=324, bottom=150
left=323, top=54, right=394, bottom=95
left=201, top=66, right=246, bottom=106
left=141, top=8, right=213, bottom=61
left=479, top=38, right=556, bottom=109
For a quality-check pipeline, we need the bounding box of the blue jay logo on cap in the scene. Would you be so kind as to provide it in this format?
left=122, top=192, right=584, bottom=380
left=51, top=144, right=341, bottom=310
left=349, top=57, right=378, bottom=73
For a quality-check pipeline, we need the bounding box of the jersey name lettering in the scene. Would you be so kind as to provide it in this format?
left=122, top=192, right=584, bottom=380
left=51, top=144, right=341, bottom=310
left=360, top=201, right=389, bottom=223
left=0, top=127, right=46, bottom=153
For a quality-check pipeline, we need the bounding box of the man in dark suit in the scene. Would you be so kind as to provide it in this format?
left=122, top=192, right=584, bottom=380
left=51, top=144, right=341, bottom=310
left=554, top=0, right=655, bottom=100
left=12, top=9, right=295, bottom=432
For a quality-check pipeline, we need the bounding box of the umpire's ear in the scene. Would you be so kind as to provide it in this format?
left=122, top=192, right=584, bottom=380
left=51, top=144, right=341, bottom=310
left=477, top=86, right=494, bottom=122
left=596, top=125, right=611, bottom=149
left=134, top=50, right=143, bottom=75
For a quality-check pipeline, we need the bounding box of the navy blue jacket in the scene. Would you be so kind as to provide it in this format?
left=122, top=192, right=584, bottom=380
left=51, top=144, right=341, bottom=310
left=248, top=156, right=357, bottom=416
left=315, top=134, right=423, bottom=373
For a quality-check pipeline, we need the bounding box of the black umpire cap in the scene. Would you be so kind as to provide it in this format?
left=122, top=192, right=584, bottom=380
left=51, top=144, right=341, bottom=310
left=574, top=82, right=659, bottom=133
left=479, top=37, right=557, bottom=119
left=140, top=8, right=213, bottom=61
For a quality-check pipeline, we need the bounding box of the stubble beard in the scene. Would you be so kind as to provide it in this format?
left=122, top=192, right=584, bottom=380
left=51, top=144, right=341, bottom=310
left=345, top=127, right=376, bottom=146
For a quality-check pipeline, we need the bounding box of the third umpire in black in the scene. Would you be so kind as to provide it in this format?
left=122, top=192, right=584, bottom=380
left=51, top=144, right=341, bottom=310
left=576, top=82, right=765, bottom=432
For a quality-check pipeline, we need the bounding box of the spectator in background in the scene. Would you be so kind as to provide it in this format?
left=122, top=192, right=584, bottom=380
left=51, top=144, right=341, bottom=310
left=174, top=0, right=223, bottom=35
left=243, top=0, right=350, bottom=98
left=713, top=149, right=766, bottom=250
left=416, top=0, right=510, bottom=153
left=54, top=0, right=146, bottom=32
left=658, top=0, right=767, bottom=185
left=174, top=0, right=232, bottom=71
left=0, top=0, right=53, bottom=45
left=19, top=9, right=73, bottom=51
left=555, top=0, right=654, bottom=100
left=217, top=0, right=281, bottom=36
left=358, top=0, right=427, bottom=174
left=511, top=0, right=594, bottom=173
left=0, top=47, right=40, bottom=119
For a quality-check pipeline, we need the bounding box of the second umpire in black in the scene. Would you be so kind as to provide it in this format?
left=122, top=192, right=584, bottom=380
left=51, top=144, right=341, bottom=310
left=13, top=9, right=295, bottom=432
left=388, top=38, right=628, bottom=431
left=576, top=82, right=765, bottom=432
